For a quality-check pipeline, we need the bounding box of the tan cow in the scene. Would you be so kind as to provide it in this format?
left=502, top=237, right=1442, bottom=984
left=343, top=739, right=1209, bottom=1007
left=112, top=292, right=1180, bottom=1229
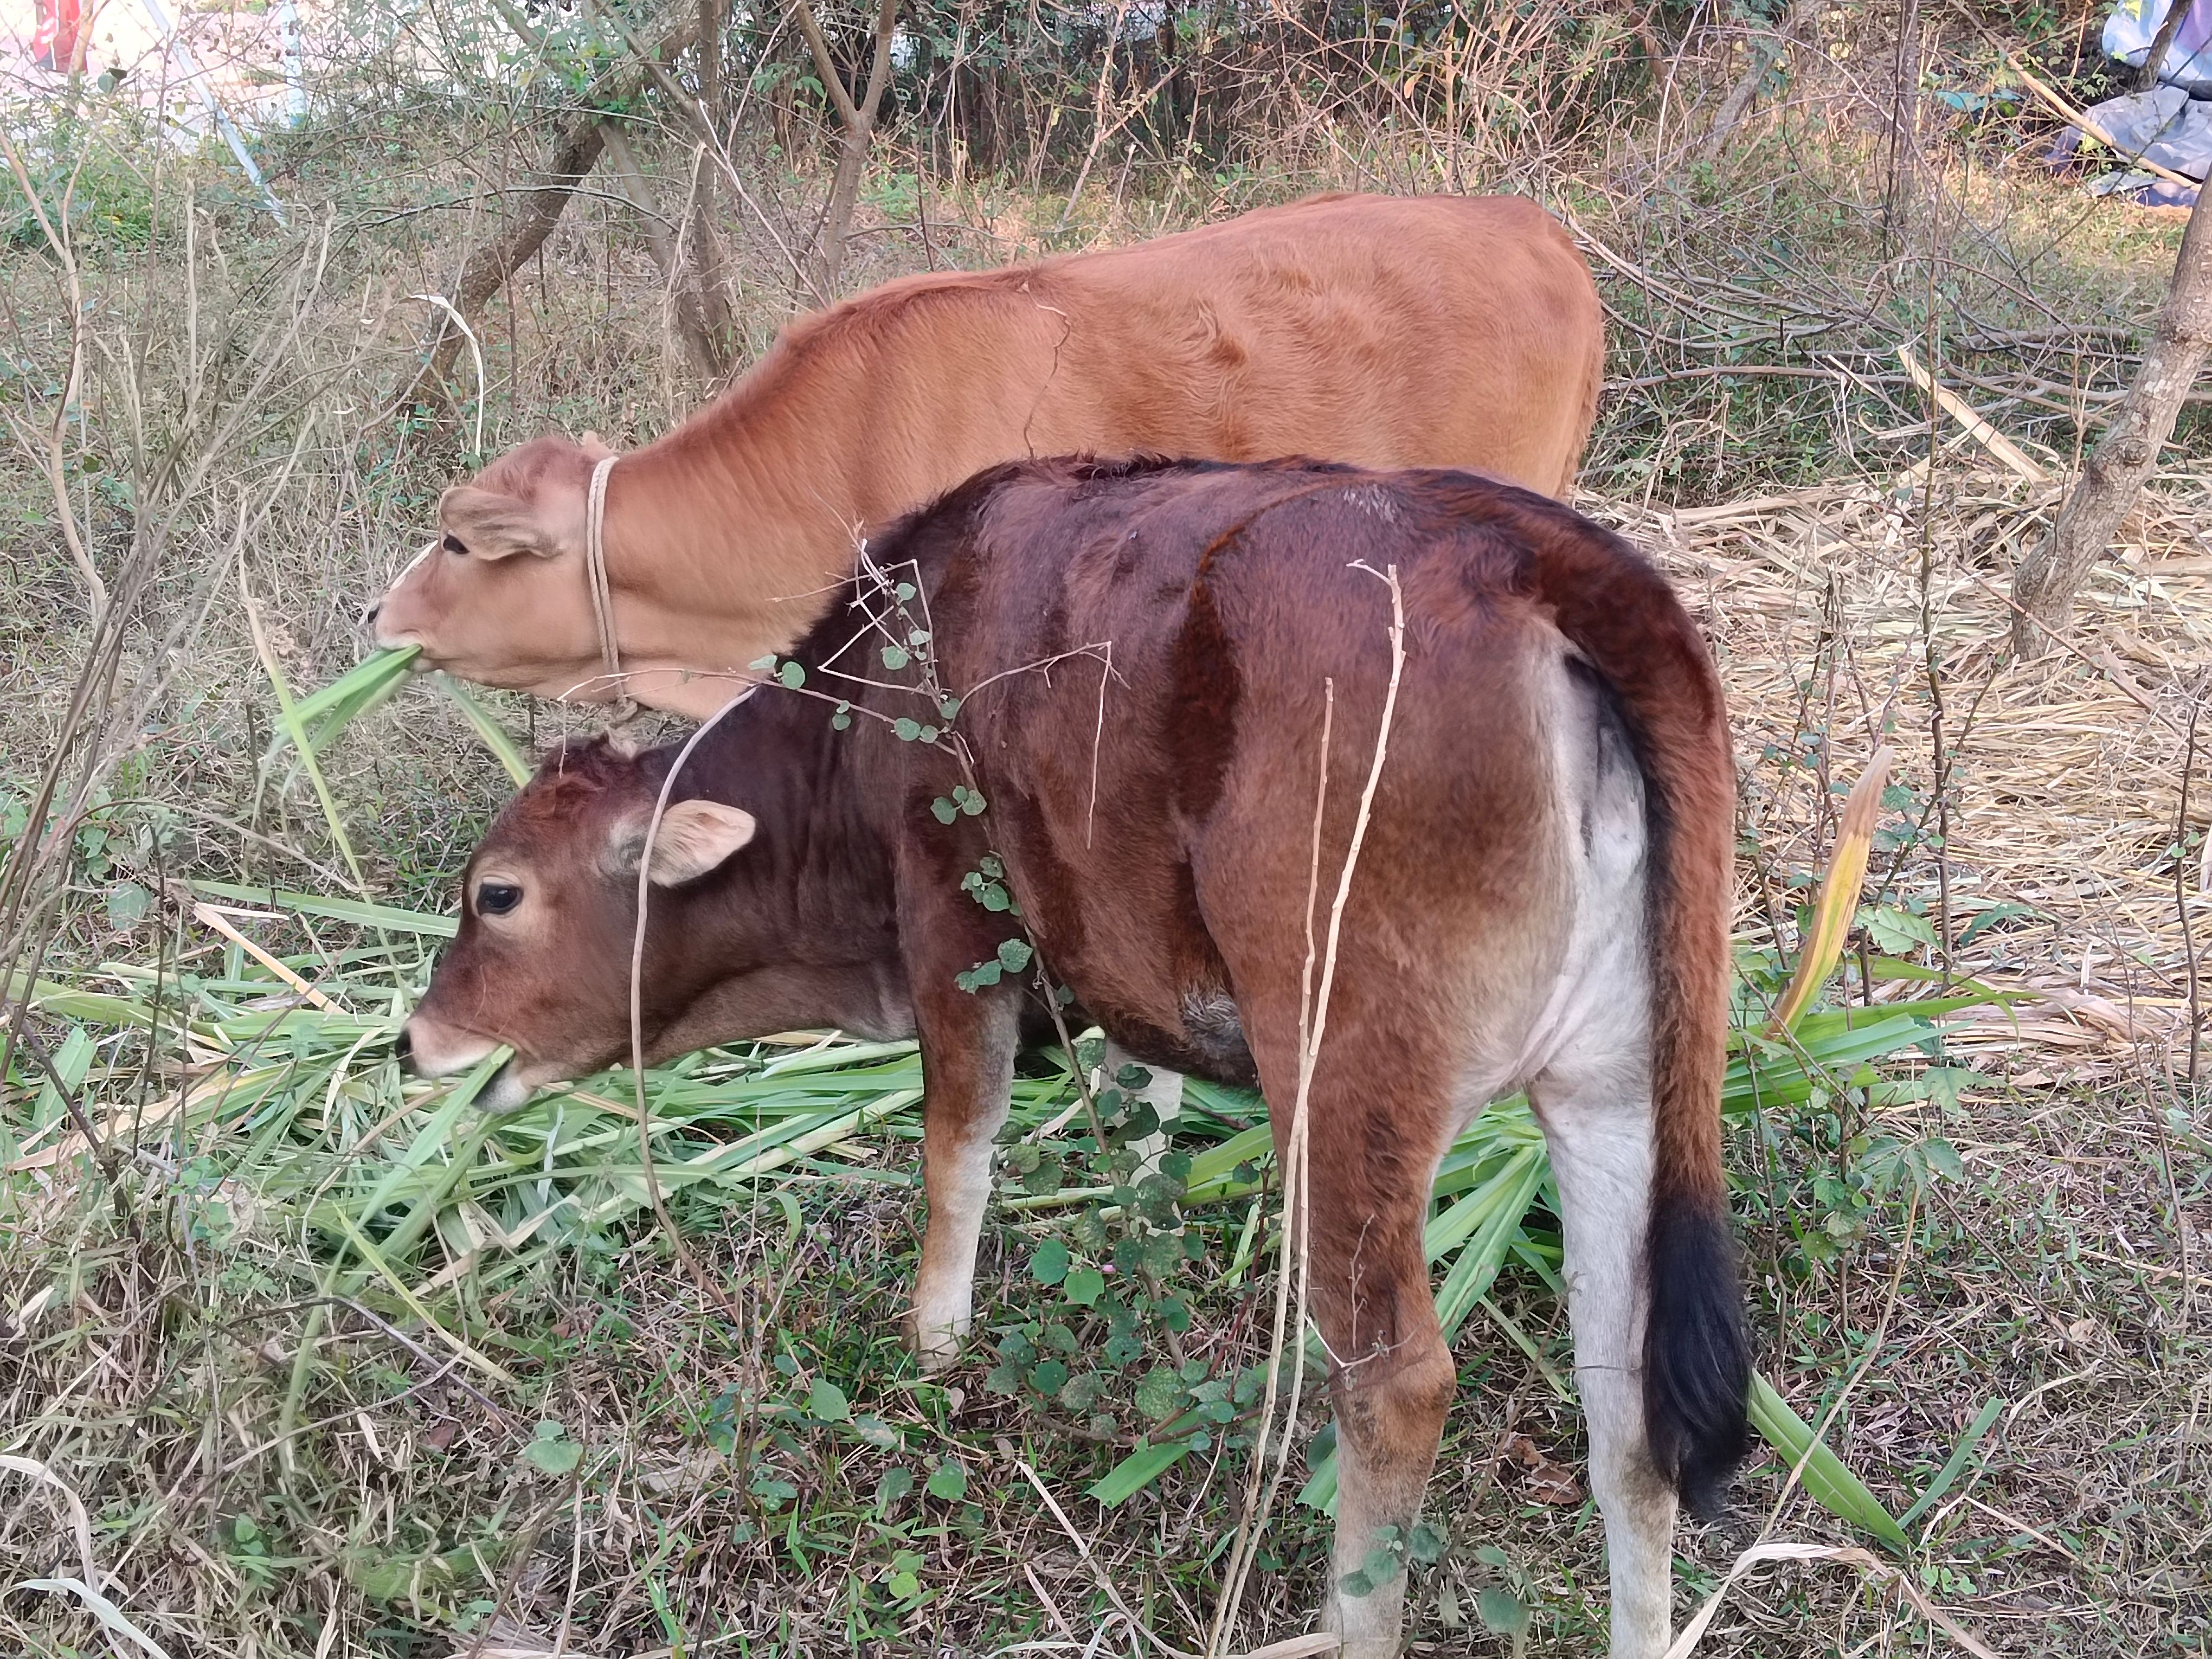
left=371, top=192, right=1603, bottom=719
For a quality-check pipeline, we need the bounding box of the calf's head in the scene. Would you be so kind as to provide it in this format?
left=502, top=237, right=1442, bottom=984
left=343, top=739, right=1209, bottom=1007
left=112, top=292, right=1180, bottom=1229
left=371, top=433, right=615, bottom=700
left=396, top=738, right=764, bottom=1110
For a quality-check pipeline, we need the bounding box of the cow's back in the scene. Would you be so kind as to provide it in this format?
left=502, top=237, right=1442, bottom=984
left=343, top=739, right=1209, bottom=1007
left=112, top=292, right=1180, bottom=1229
left=1031, top=195, right=1602, bottom=496
left=793, top=194, right=1602, bottom=526
left=914, top=458, right=1574, bottom=1053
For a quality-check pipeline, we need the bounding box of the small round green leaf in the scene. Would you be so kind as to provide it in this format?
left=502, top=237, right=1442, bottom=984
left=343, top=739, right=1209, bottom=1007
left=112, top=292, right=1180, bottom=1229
left=1031, top=1238, right=1070, bottom=1285
left=1134, top=1366, right=1186, bottom=1421
left=1477, top=1587, right=1530, bottom=1635
left=1029, top=1359, right=1069, bottom=1397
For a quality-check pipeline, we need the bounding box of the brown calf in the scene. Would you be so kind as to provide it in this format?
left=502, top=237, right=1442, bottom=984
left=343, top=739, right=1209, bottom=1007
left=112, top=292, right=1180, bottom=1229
left=398, top=458, right=1749, bottom=1657
left=370, top=194, right=1603, bottom=721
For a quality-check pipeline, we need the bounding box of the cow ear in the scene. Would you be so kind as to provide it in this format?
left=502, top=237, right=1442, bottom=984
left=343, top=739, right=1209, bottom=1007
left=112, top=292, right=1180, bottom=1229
left=621, top=801, right=757, bottom=886
left=440, top=484, right=557, bottom=561
left=579, top=429, right=615, bottom=461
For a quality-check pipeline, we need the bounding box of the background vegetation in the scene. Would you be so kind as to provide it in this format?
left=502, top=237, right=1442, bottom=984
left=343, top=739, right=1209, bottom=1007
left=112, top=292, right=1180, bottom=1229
left=2, top=1, right=2207, bottom=1655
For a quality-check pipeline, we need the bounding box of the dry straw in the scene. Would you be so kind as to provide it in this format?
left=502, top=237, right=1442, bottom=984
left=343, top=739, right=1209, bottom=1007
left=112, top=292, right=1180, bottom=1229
left=1594, top=460, right=2210, bottom=1084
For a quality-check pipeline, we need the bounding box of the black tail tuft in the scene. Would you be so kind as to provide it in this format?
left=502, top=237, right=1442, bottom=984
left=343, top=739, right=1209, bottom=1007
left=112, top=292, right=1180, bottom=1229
left=1644, top=1194, right=1752, bottom=1519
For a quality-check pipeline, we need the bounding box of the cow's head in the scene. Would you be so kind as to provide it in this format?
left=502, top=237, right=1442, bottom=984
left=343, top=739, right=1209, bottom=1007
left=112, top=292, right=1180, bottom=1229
left=370, top=433, right=616, bottom=700
left=395, top=736, right=769, bottom=1110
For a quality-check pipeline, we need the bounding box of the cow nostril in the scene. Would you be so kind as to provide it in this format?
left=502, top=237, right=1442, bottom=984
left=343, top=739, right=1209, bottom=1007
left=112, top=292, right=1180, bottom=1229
left=393, top=1027, right=414, bottom=1066
left=363, top=600, right=383, bottom=628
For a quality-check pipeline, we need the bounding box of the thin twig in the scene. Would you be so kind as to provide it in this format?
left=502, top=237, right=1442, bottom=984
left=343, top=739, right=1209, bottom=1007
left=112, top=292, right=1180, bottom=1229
left=1210, top=563, right=1407, bottom=1656
left=2178, top=679, right=2206, bottom=1090
left=628, top=693, right=760, bottom=1332
left=1015, top=1458, right=1199, bottom=1659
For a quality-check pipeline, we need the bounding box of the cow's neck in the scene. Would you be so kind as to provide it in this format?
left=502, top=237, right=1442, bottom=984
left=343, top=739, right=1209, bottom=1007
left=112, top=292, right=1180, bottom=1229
left=591, top=288, right=1053, bottom=720
left=594, top=368, right=869, bottom=717
left=661, top=680, right=901, bottom=959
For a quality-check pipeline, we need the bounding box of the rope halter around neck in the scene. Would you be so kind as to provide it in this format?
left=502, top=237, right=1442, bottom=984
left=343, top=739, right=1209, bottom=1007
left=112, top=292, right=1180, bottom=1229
left=582, top=452, right=638, bottom=723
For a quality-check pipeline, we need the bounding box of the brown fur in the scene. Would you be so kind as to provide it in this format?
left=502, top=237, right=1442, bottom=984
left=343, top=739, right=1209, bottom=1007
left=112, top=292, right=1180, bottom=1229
left=398, top=458, right=1745, bottom=1655
left=372, top=194, right=1604, bottom=718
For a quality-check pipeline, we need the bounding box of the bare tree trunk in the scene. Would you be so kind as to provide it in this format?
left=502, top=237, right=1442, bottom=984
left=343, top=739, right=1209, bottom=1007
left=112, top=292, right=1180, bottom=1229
left=687, top=0, right=737, bottom=368
left=2014, top=187, right=2212, bottom=655
left=683, top=142, right=738, bottom=370
left=397, top=114, right=611, bottom=417
left=601, top=119, right=729, bottom=381
left=396, top=11, right=699, bottom=416
left=1698, top=0, right=1818, bottom=162
left=790, top=0, right=900, bottom=294
left=1880, top=0, right=1922, bottom=240
left=2136, top=0, right=2192, bottom=93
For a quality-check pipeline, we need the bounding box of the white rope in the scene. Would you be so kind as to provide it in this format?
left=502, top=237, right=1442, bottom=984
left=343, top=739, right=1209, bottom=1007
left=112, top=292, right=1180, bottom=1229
left=585, top=452, right=622, bottom=695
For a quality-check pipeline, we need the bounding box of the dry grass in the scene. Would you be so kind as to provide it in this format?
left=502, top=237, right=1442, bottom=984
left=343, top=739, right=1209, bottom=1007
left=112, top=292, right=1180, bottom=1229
left=1605, top=463, right=2209, bottom=1078
left=4, top=5, right=2211, bottom=1656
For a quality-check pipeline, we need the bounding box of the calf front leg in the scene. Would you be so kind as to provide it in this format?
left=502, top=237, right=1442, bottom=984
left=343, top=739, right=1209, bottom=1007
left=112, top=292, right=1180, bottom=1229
left=903, top=980, right=1021, bottom=1372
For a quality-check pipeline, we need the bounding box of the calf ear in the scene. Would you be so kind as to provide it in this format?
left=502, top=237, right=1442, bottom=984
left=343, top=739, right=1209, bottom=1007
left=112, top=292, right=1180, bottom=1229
left=635, top=801, right=757, bottom=886
left=440, top=484, right=558, bottom=562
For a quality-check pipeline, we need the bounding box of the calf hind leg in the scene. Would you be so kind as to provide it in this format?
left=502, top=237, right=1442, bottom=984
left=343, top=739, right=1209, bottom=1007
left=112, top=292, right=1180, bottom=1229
left=1311, top=1220, right=1456, bottom=1659
left=1528, top=1069, right=1676, bottom=1659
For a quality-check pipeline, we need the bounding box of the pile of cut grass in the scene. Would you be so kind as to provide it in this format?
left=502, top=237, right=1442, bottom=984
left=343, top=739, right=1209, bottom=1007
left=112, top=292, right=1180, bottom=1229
left=3, top=750, right=2007, bottom=1656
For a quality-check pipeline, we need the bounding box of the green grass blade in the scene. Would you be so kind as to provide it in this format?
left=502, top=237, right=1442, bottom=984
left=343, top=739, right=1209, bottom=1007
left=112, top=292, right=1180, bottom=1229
left=330, top=1208, right=517, bottom=1385
left=264, top=646, right=421, bottom=767
left=1087, top=1436, right=1197, bottom=1505
left=350, top=1050, right=511, bottom=1224
left=1898, top=1395, right=2004, bottom=1532
left=1431, top=1150, right=1548, bottom=1343
left=241, top=576, right=373, bottom=898
left=1747, top=1371, right=1911, bottom=1553
left=436, top=674, right=532, bottom=786
left=186, top=879, right=456, bottom=937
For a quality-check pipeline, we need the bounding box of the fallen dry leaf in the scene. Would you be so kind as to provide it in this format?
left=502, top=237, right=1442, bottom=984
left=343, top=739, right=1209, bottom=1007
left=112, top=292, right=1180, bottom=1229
left=1496, top=1432, right=1582, bottom=1505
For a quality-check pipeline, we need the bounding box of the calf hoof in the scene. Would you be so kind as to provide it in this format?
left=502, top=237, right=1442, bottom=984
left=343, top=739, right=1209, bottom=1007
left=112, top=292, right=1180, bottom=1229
left=898, top=1309, right=962, bottom=1373
left=1320, top=1595, right=1404, bottom=1659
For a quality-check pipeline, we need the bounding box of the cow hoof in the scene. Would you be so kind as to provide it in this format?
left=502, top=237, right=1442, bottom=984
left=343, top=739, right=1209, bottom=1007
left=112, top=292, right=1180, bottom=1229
left=899, top=1310, right=962, bottom=1373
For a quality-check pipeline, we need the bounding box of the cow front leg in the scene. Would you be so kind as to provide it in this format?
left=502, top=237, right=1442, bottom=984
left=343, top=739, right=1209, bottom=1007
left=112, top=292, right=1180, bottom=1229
left=902, top=983, right=1021, bottom=1371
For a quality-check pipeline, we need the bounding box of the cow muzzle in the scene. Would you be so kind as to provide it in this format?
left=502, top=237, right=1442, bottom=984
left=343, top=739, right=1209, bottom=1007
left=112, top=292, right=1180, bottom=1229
left=395, top=1017, right=543, bottom=1113
left=395, top=1013, right=498, bottom=1079
left=369, top=539, right=442, bottom=654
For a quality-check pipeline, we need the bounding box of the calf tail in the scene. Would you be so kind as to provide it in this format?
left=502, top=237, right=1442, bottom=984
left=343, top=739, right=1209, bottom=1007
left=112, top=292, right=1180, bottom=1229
left=1502, top=488, right=1752, bottom=1515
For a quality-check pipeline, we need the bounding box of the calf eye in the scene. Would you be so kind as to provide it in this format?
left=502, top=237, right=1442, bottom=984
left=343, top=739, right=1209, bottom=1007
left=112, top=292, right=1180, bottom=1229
left=476, top=880, right=522, bottom=916
left=442, top=533, right=468, bottom=556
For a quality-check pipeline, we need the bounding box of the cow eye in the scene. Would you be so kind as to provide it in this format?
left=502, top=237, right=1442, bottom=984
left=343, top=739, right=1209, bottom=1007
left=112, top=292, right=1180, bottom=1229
left=476, top=880, right=522, bottom=916
left=442, top=533, right=468, bottom=556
